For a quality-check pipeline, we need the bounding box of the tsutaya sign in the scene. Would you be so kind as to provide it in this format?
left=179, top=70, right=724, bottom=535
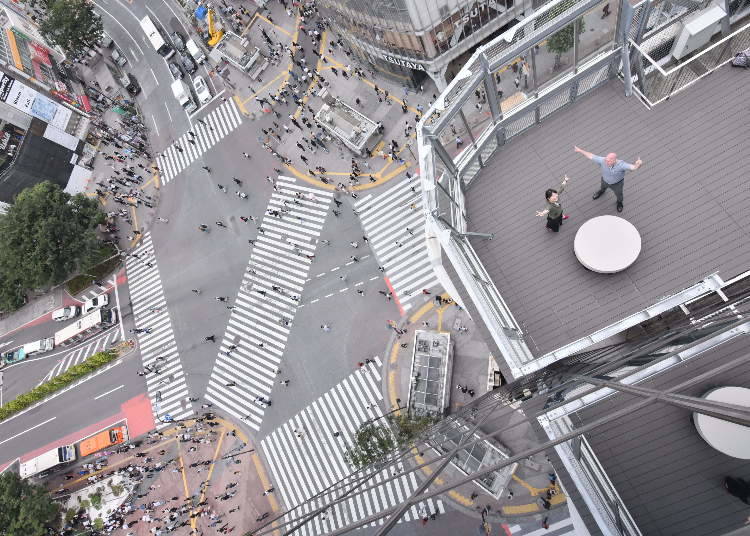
left=380, top=54, right=426, bottom=71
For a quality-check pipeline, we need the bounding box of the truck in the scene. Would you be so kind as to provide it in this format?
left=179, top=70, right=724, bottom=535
left=171, top=79, right=197, bottom=114
left=79, top=425, right=128, bottom=457
left=19, top=444, right=76, bottom=478
left=2, top=347, right=26, bottom=366
left=22, top=337, right=54, bottom=356
left=186, top=38, right=206, bottom=65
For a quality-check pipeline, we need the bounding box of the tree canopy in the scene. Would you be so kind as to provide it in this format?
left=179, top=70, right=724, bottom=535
left=0, top=471, right=60, bottom=536
left=545, top=0, right=586, bottom=69
left=0, top=181, right=104, bottom=311
left=38, top=0, right=103, bottom=57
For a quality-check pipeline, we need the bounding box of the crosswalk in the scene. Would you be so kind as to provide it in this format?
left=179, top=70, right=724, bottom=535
left=204, top=176, right=333, bottom=431
left=125, top=233, right=193, bottom=427
left=40, top=329, right=121, bottom=384
left=261, top=358, right=444, bottom=535
left=156, top=99, right=243, bottom=184
left=355, top=174, right=440, bottom=312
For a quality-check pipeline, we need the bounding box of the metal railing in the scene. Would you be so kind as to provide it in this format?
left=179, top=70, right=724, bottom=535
left=419, top=0, right=623, bottom=377
left=630, top=18, right=750, bottom=106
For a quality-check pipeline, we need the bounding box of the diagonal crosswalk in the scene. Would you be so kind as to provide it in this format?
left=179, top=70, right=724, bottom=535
left=355, top=174, right=440, bottom=311
left=261, top=358, right=444, bottom=535
left=125, top=233, right=193, bottom=427
left=156, top=99, right=243, bottom=184
left=40, top=329, right=121, bottom=385
left=204, top=176, right=333, bottom=431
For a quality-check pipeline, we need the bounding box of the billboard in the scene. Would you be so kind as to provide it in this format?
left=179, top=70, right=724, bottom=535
left=0, top=74, right=72, bottom=130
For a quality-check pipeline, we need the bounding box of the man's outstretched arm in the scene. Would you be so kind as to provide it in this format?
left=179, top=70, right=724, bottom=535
left=573, top=146, right=594, bottom=159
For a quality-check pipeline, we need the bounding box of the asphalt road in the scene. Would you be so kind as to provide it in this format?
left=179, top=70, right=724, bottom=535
left=91, top=0, right=220, bottom=152
left=0, top=346, right=143, bottom=465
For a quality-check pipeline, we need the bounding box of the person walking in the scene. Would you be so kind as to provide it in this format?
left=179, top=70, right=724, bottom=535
left=574, top=146, right=643, bottom=212
left=536, top=175, right=570, bottom=232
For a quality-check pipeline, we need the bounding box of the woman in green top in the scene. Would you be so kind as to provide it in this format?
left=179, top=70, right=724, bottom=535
left=536, top=175, right=570, bottom=232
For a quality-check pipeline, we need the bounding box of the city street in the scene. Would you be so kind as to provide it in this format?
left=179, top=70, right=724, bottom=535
left=0, top=0, right=578, bottom=534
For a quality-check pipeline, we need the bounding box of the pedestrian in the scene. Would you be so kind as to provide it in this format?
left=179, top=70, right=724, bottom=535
left=536, top=175, right=570, bottom=232
left=242, top=152, right=251, bottom=159
left=455, top=136, right=463, bottom=148
left=262, top=487, right=274, bottom=495
left=574, top=146, right=643, bottom=212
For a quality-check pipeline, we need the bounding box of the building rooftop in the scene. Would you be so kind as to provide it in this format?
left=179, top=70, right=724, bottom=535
left=465, top=66, right=750, bottom=358
left=573, top=332, right=750, bottom=536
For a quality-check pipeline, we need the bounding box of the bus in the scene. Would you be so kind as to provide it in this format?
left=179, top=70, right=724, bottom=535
left=54, top=308, right=118, bottom=347
left=20, top=444, right=76, bottom=478
left=79, top=425, right=128, bottom=457
left=139, top=15, right=174, bottom=59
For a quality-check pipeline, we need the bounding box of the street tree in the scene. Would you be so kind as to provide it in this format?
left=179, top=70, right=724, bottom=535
left=0, top=471, right=60, bottom=536
left=38, top=0, right=103, bottom=57
left=0, top=181, right=104, bottom=311
left=344, top=413, right=437, bottom=469
left=344, top=422, right=396, bottom=469
left=545, top=0, right=586, bottom=70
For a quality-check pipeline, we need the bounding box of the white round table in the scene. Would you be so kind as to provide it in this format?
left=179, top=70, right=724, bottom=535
left=694, top=386, right=750, bottom=459
left=573, top=215, right=641, bottom=273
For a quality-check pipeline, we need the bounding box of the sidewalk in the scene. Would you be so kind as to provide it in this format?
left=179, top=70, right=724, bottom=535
left=381, top=291, right=568, bottom=529
left=46, top=414, right=277, bottom=535
left=221, top=1, right=439, bottom=193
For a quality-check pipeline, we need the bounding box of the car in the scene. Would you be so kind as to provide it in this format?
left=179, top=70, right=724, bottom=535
left=82, top=294, right=109, bottom=314
left=193, top=75, right=211, bottom=105
left=170, top=31, right=186, bottom=53
left=111, top=47, right=127, bottom=66
left=118, top=73, right=141, bottom=96
left=168, top=62, right=183, bottom=80
left=52, top=306, right=80, bottom=322
left=179, top=52, right=197, bottom=74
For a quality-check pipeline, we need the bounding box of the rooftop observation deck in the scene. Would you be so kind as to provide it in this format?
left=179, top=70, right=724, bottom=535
left=465, top=65, right=750, bottom=358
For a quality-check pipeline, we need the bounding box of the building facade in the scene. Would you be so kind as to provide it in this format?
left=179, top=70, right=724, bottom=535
left=319, top=0, right=535, bottom=89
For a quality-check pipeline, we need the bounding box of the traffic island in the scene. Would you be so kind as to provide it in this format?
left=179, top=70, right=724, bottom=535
left=382, top=293, right=569, bottom=529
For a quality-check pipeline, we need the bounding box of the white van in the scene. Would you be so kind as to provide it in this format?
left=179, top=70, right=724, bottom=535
left=23, top=338, right=54, bottom=356
left=186, top=39, right=206, bottom=65
left=52, top=306, right=80, bottom=322
left=83, top=294, right=109, bottom=314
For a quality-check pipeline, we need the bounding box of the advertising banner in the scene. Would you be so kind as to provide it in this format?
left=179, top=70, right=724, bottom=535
left=0, top=73, right=72, bottom=130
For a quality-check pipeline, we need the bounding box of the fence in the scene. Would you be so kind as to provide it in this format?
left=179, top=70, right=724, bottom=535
left=630, top=18, right=750, bottom=106
left=419, top=0, right=623, bottom=376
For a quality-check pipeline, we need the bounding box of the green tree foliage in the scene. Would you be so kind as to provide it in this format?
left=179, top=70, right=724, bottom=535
left=545, top=1, right=586, bottom=69
left=344, top=413, right=438, bottom=469
left=344, top=423, right=396, bottom=469
left=0, top=181, right=104, bottom=311
left=38, top=0, right=103, bottom=57
left=0, top=472, right=60, bottom=536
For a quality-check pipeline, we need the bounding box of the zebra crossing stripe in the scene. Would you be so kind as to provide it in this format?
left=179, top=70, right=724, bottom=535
left=40, top=330, right=121, bottom=385
left=158, top=100, right=244, bottom=184
left=356, top=176, right=440, bottom=310
left=260, top=359, right=442, bottom=534
left=204, top=177, right=333, bottom=431
left=125, top=233, right=193, bottom=427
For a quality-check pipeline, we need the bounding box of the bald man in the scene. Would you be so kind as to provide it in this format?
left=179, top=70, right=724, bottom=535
left=574, top=146, right=643, bottom=212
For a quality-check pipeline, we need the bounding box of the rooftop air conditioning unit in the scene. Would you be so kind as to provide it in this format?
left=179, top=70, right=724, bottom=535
left=671, top=4, right=725, bottom=60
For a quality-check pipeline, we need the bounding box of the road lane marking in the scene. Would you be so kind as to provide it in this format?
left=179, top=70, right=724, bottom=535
left=92, top=1, right=144, bottom=56
left=151, top=114, right=160, bottom=136
left=164, top=101, right=172, bottom=123
left=0, top=417, right=56, bottom=445
left=150, top=68, right=158, bottom=85
left=94, top=384, right=125, bottom=400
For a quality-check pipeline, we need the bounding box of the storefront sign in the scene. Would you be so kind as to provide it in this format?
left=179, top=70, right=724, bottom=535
left=0, top=74, right=73, bottom=130
left=381, top=54, right=426, bottom=71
